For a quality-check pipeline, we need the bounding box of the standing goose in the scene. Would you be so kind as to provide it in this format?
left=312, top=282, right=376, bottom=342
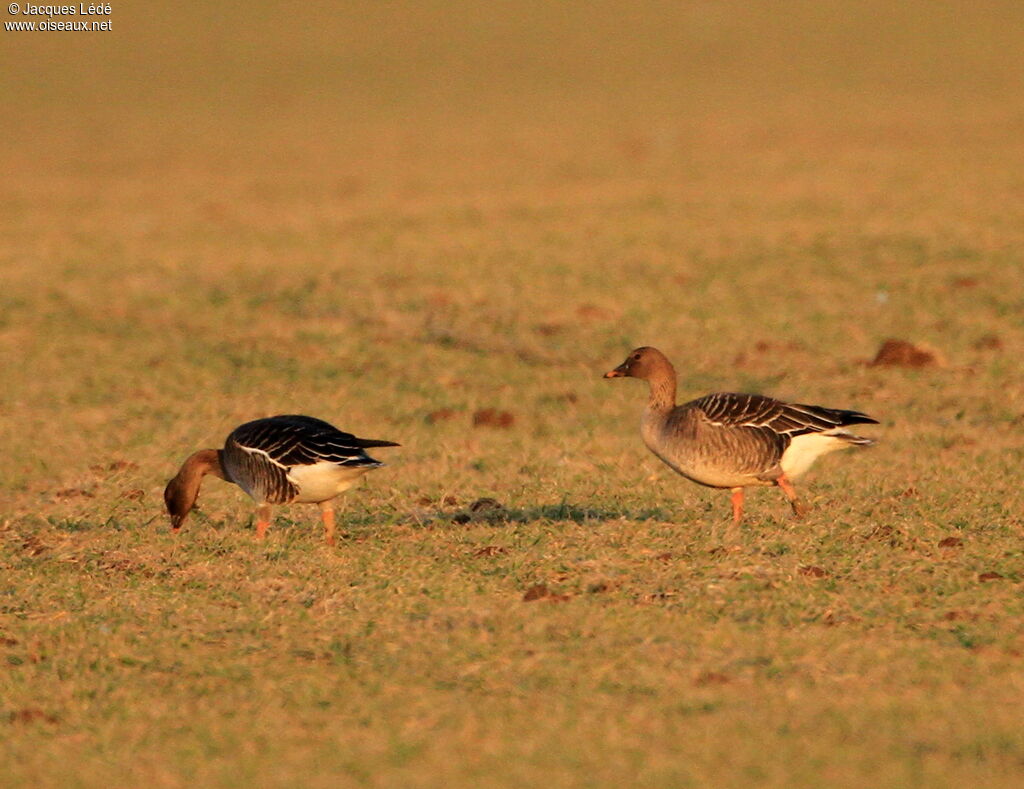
left=604, top=347, right=877, bottom=525
left=164, top=415, right=399, bottom=544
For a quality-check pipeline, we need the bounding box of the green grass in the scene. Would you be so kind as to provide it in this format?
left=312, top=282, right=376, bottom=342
left=3, top=1, right=1024, bottom=786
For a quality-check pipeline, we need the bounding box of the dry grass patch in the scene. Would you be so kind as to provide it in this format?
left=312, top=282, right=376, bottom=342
left=3, top=1, right=1024, bottom=786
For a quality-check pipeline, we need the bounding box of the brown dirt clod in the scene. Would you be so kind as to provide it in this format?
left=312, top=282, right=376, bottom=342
left=523, top=584, right=550, bottom=602
left=869, top=339, right=941, bottom=368
left=8, top=709, right=59, bottom=725
left=694, top=671, right=731, bottom=686
left=472, top=409, right=515, bottom=428
left=54, top=488, right=94, bottom=500
left=522, top=584, right=570, bottom=603
left=972, top=334, right=1003, bottom=351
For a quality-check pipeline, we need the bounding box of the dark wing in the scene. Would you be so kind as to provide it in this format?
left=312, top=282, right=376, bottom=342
left=221, top=438, right=298, bottom=504
left=229, top=415, right=399, bottom=468
left=689, top=393, right=878, bottom=439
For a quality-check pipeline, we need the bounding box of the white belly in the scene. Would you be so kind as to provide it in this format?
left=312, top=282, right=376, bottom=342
left=286, top=462, right=372, bottom=503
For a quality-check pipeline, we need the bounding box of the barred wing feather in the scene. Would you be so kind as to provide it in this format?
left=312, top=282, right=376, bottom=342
left=230, top=415, right=397, bottom=468
left=691, top=393, right=878, bottom=438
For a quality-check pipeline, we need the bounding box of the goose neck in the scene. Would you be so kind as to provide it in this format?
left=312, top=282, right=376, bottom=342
left=645, top=372, right=677, bottom=412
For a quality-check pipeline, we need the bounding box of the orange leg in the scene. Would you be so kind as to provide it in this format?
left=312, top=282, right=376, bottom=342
left=730, top=487, right=744, bottom=525
left=320, top=502, right=336, bottom=546
left=255, top=503, right=272, bottom=540
left=776, top=474, right=809, bottom=518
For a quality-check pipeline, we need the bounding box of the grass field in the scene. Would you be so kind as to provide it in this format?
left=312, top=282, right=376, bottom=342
left=2, top=2, right=1024, bottom=786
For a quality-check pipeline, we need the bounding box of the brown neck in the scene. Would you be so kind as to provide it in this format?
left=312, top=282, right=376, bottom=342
left=164, top=449, right=226, bottom=530
left=180, top=449, right=227, bottom=482
left=644, top=360, right=677, bottom=412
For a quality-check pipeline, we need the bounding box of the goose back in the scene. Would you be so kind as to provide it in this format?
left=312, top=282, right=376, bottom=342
left=222, top=415, right=397, bottom=505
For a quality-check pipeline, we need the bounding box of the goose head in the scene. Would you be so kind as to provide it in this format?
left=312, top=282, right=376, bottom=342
left=163, top=448, right=224, bottom=531
left=603, top=346, right=673, bottom=381
left=164, top=475, right=193, bottom=531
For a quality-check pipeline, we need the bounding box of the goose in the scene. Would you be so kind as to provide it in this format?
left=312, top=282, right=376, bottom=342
left=164, top=415, right=399, bottom=544
left=604, top=347, right=877, bottom=525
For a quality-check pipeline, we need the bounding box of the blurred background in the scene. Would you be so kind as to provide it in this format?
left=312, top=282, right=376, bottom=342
left=2, top=0, right=1023, bottom=506
left=5, top=1, right=1024, bottom=196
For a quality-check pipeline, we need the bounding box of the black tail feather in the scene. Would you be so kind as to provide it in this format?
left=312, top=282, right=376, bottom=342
left=834, top=409, right=879, bottom=427
left=354, top=438, right=401, bottom=449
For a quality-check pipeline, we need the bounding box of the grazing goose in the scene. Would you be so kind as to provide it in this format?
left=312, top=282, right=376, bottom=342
left=604, top=347, right=878, bottom=525
left=164, top=415, right=399, bottom=544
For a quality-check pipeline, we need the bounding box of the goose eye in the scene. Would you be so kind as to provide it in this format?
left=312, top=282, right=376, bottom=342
left=632, top=354, right=641, bottom=361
